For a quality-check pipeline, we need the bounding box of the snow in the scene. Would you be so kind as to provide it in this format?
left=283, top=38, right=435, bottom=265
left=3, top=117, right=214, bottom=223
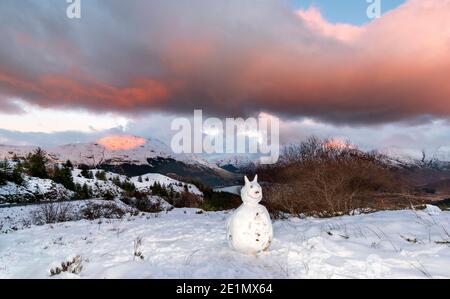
left=203, top=153, right=259, bottom=168
left=72, top=169, right=124, bottom=198
left=72, top=169, right=203, bottom=196
left=148, top=196, right=173, bottom=211
left=48, top=138, right=173, bottom=166
left=0, top=176, right=73, bottom=203
left=70, top=170, right=202, bottom=198
left=424, top=204, right=442, bottom=216
left=0, top=199, right=136, bottom=233
left=0, top=137, right=217, bottom=169
left=1, top=203, right=450, bottom=279
left=1, top=167, right=201, bottom=204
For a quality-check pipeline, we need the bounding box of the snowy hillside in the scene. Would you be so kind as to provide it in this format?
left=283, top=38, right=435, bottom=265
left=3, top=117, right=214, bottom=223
left=71, top=169, right=125, bottom=198
left=0, top=167, right=202, bottom=204
left=0, top=176, right=73, bottom=203
left=72, top=169, right=202, bottom=198
left=1, top=204, right=449, bottom=278
left=0, top=136, right=236, bottom=186
left=131, top=173, right=202, bottom=196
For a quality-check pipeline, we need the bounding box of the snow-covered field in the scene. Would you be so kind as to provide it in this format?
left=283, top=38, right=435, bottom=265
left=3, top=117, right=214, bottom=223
left=1, top=204, right=450, bottom=279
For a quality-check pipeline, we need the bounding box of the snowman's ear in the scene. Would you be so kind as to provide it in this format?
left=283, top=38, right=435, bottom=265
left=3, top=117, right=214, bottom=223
left=253, top=174, right=258, bottom=182
left=244, top=175, right=250, bottom=185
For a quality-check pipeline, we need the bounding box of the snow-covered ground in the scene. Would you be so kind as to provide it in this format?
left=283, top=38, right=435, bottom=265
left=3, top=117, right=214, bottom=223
left=0, top=199, right=136, bottom=232
left=1, top=203, right=450, bottom=279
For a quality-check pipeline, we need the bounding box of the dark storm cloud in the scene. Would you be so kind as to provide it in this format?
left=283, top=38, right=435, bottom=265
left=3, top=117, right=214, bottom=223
left=1, top=0, right=450, bottom=125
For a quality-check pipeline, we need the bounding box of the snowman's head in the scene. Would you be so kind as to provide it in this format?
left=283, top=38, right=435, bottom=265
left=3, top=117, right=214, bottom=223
left=241, top=175, right=262, bottom=205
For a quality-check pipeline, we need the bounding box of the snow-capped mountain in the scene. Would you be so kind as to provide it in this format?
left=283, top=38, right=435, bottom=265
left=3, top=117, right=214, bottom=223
left=0, top=135, right=238, bottom=186
left=379, top=147, right=450, bottom=170
left=49, top=137, right=172, bottom=166
left=202, top=153, right=260, bottom=172
left=0, top=136, right=208, bottom=167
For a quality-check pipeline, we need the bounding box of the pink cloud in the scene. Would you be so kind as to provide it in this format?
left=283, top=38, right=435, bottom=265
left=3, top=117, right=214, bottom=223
left=296, top=7, right=364, bottom=42
left=1, top=0, right=450, bottom=125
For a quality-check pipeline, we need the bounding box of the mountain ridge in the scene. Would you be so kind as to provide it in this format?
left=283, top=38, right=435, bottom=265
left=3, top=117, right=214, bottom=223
left=0, top=136, right=238, bottom=187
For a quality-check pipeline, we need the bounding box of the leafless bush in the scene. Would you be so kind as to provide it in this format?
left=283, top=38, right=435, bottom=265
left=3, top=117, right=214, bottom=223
left=258, top=137, right=404, bottom=217
left=133, top=237, right=144, bottom=261
left=32, top=202, right=74, bottom=224
left=136, top=197, right=162, bottom=213
left=168, top=192, right=203, bottom=208
left=49, top=255, right=83, bottom=276
left=82, top=202, right=127, bottom=220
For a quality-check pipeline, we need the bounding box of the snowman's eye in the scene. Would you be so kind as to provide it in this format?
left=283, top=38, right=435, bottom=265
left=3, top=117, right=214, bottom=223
left=250, top=186, right=253, bottom=188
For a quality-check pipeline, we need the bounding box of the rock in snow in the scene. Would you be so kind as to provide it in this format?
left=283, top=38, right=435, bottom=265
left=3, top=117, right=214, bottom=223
left=424, top=204, right=441, bottom=216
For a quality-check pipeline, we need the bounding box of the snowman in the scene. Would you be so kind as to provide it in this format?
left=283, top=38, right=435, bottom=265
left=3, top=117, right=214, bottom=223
left=226, top=175, right=273, bottom=254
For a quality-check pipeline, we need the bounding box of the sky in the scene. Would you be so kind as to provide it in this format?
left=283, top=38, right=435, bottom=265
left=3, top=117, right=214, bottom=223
left=292, top=0, right=406, bottom=24
left=1, top=0, right=450, bottom=159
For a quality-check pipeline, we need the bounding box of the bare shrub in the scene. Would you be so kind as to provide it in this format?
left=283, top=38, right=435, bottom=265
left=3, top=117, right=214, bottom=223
left=133, top=237, right=144, bottom=261
left=49, top=255, right=83, bottom=276
left=135, top=197, right=162, bottom=213
left=82, top=202, right=126, bottom=220
left=32, top=202, right=74, bottom=224
left=168, top=192, right=203, bottom=208
left=258, top=137, right=404, bottom=217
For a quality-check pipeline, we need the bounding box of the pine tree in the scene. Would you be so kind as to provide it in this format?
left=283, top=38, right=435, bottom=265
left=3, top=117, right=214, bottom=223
left=74, top=183, right=82, bottom=199
left=64, top=160, right=73, bottom=169
left=11, top=163, right=24, bottom=185
left=12, top=154, right=20, bottom=163
left=151, top=182, right=169, bottom=197
left=79, top=164, right=90, bottom=179
left=1, top=158, right=7, bottom=171
left=121, top=180, right=136, bottom=193
left=0, top=159, right=24, bottom=186
left=95, top=170, right=107, bottom=181
left=25, top=148, right=49, bottom=179
left=52, top=164, right=75, bottom=191
left=0, top=167, right=6, bottom=186
left=112, top=176, right=121, bottom=187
